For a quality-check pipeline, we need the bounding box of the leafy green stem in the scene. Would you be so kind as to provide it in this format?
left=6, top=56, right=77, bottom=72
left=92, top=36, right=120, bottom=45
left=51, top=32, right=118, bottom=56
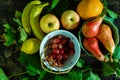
left=8, top=71, right=28, bottom=79
left=12, top=46, right=21, bottom=54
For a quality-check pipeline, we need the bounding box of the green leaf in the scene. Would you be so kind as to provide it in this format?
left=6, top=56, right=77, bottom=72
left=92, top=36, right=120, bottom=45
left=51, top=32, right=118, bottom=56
left=68, top=69, right=83, bottom=80
left=37, top=70, right=46, bottom=80
left=13, top=11, right=22, bottom=26
left=22, top=77, right=29, bottom=80
left=13, top=18, right=22, bottom=26
left=18, top=52, right=30, bottom=64
left=49, top=0, right=69, bottom=18
left=54, top=75, right=68, bottom=80
left=3, top=23, right=15, bottom=46
left=47, top=0, right=59, bottom=11
left=84, top=71, right=100, bottom=80
left=76, top=58, right=85, bottom=68
left=18, top=52, right=40, bottom=67
left=13, top=11, right=27, bottom=43
left=101, top=0, right=107, bottom=8
left=83, top=66, right=93, bottom=72
left=18, top=52, right=46, bottom=79
left=15, top=10, right=22, bottom=19
left=114, top=61, right=120, bottom=77
left=54, top=68, right=83, bottom=80
left=101, top=0, right=118, bottom=20
left=18, top=27, right=28, bottom=43
left=0, top=68, right=9, bottom=80
left=26, top=64, right=40, bottom=76
left=104, top=16, right=114, bottom=23
left=113, top=45, right=120, bottom=59
left=102, top=62, right=116, bottom=76
left=102, top=61, right=120, bottom=77
left=116, top=67, right=120, bottom=77
left=106, top=8, right=118, bottom=20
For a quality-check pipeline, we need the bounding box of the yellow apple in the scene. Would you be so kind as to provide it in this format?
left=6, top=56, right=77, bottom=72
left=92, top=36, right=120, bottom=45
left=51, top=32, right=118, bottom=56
left=61, top=10, right=80, bottom=30
left=40, top=14, right=60, bottom=34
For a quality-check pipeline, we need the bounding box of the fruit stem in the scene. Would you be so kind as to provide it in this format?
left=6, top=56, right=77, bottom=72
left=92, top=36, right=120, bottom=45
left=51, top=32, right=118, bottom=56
left=104, top=57, right=108, bottom=62
left=110, top=54, right=113, bottom=62
left=8, top=71, right=27, bottom=79
left=40, top=2, right=50, bottom=7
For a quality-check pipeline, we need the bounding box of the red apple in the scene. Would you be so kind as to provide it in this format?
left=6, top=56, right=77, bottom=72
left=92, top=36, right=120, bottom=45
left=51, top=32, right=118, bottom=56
left=40, top=14, right=60, bottom=33
left=61, top=10, right=80, bottom=30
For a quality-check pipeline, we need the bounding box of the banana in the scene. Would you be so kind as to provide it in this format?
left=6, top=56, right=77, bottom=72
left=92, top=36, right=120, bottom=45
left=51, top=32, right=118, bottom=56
left=21, top=0, right=41, bottom=35
left=30, top=2, right=49, bottom=40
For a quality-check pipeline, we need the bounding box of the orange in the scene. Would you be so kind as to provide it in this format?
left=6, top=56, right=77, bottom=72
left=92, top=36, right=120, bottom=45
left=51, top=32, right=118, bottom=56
left=76, top=0, right=103, bottom=20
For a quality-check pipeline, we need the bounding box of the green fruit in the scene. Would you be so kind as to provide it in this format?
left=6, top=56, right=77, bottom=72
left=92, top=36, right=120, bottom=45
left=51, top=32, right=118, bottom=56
left=21, top=0, right=41, bottom=35
left=21, top=38, right=41, bottom=54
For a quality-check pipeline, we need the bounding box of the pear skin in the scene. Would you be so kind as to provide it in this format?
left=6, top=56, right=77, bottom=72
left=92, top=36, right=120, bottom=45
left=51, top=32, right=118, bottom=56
left=83, top=37, right=106, bottom=62
left=96, top=24, right=115, bottom=62
left=82, top=15, right=105, bottom=38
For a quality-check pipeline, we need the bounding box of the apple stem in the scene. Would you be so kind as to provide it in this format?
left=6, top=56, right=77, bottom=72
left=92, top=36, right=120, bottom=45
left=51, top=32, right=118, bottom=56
left=48, top=23, right=53, bottom=27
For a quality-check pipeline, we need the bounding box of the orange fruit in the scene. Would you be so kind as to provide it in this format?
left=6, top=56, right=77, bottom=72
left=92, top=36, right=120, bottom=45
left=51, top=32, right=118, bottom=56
left=76, top=0, right=103, bottom=20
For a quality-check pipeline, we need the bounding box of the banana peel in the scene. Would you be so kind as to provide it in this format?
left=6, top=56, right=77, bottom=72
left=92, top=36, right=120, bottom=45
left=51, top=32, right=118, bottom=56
left=21, top=0, right=41, bottom=35
left=30, top=2, right=49, bottom=40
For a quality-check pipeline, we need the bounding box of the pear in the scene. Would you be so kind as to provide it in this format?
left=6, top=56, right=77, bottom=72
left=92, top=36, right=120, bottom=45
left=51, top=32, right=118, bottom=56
left=83, top=37, right=106, bottom=62
left=82, top=15, right=105, bottom=38
left=96, top=24, right=115, bottom=62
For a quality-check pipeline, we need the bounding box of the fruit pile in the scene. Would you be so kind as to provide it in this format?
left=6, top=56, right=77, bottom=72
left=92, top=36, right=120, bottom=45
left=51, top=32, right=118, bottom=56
left=45, top=35, right=75, bottom=67
left=20, top=0, right=81, bottom=54
left=81, top=16, right=116, bottom=62
left=1, top=0, right=120, bottom=79
left=19, top=0, right=119, bottom=71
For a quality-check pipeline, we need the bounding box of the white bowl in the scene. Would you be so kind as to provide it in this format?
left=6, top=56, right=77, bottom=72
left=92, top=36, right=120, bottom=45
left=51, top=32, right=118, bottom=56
left=39, top=30, right=81, bottom=72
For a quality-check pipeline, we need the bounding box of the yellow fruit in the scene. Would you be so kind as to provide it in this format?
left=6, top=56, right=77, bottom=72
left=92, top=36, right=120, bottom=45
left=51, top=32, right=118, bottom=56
left=30, top=2, right=49, bottom=40
left=76, top=0, right=103, bottom=20
left=21, top=0, right=41, bottom=35
left=21, top=38, right=41, bottom=54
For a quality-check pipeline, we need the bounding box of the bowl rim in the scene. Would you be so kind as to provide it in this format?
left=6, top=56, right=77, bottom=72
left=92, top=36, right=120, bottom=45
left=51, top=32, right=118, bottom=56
left=39, top=30, right=81, bottom=72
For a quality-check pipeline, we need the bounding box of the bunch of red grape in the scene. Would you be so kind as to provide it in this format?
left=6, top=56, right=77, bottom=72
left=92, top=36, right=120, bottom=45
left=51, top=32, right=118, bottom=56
left=45, top=35, right=75, bottom=67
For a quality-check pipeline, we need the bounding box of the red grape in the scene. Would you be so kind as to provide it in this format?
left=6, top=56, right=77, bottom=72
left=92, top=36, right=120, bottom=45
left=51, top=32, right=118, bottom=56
left=53, top=49, right=60, bottom=54
left=58, top=35, right=63, bottom=39
left=69, top=48, right=75, bottom=55
left=50, top=53, right=56, bottom=59
left=58, top=43, right=63, bottom=49
left=56, top=54, right=62, bottom=61
left=52, top=43, right=58, bottom=49
left=61, top=38, right=67, bottom=44
left=59, top=49, right=64, bottom=54
left=45, top=34, right=75, bottom=67
left=53, top=37, right=60, bottom=43
left=63, top=54, right=68, bottom=60
left=69, top=41, right=74, bottom=48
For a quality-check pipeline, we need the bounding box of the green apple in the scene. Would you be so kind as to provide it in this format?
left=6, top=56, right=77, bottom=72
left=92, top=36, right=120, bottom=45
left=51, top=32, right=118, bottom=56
left=40, top=14, right=60, bottom=34
left=61, top=10, right=80, bottom=30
